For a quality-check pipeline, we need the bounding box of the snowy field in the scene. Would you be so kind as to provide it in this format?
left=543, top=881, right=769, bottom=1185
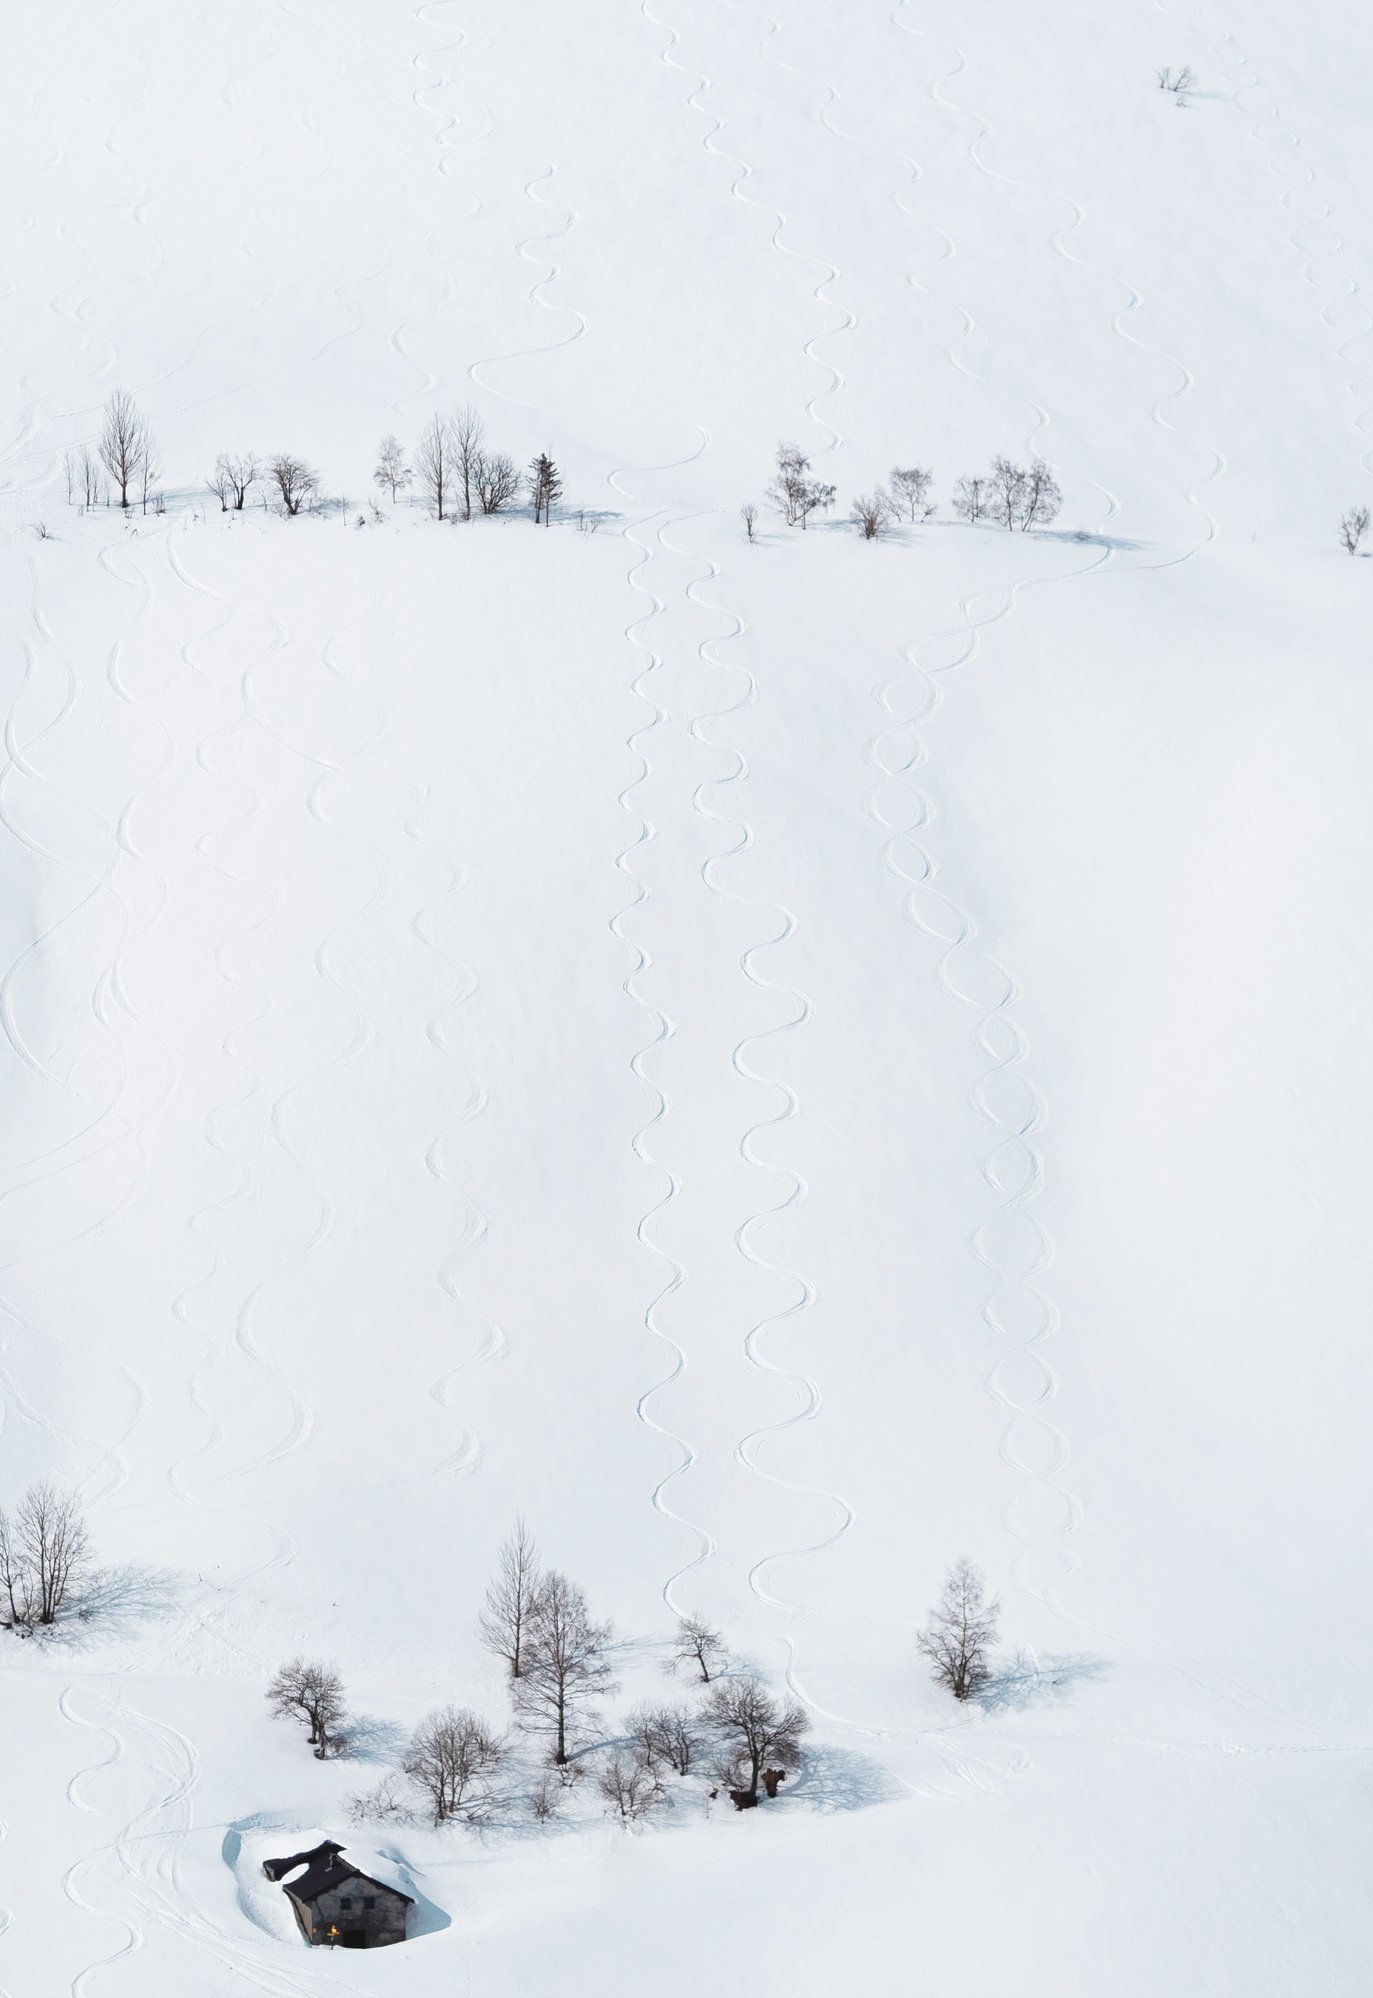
left=2, top=0, right=1372, bottom=1991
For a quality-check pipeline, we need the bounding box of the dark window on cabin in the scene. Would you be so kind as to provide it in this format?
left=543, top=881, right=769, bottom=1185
left=363, top=1896, right=376, bottom=1909
left=339, top=1896, right=352, bottom=1909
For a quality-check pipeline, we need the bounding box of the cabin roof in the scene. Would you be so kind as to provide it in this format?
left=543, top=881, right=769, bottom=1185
left=262, top=1840, right=414, bottom=1906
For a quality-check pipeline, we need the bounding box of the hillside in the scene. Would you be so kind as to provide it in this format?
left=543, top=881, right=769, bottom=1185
left=2, top=2, right=1371, bottom=1992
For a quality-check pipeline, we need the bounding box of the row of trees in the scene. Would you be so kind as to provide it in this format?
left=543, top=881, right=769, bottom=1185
left=0, top=1482, right=90, bottom=1631
left=63, top=390, right=568, bottom=529
left=267, top=1523, right=1004, bottom=1835
left=747, top=441, right=1064, bottom=543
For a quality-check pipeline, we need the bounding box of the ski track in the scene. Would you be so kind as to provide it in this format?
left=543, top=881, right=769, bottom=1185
left=878, top=5, right=1226, bottom=1636
left=657, top=505, right=855, bottom=1707
left=606, top=442, right=716, bottom=1617
left=639, top=0, right=863, bottom=1702
left=643, top=0, right=852, bottom=457
left=466, top=163, right=588, bottom=414
left=1194, top=14, right=1373, bottom=481
left=405, top=781, right=507, bottom=1486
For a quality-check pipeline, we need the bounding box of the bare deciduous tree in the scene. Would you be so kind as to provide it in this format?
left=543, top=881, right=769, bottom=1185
left=451, top=404, right=485, bottom=520
left=346, top=1773, right=410, bottom=1825
left=512, top=1570, right=617, bottom=1764
left=209, top=460, right=234, bottom=511
left=599, top=1751, right=667, bottom=1825
left=138, top=438, right=161, bottom=516
left=625, top=1701, right=699, bottom=1775
left=951, top=473, right=989, bottom=525
left=917, top=1557, right=1000, bottom=1702
left=100, top=388, right=153, bottom=510
left=1157, top=64, right=1196, bottom=98
left=1020, top=455, right=1063, bottom=530
left=529, top=1773, right=561, bottom=1822
left=1, top=1483, right=91, bottom=1627
left=890, top=466, right=935, bottom=522
left=0, top=1505, right=33, bottom=1629
left=216, top=453, right=259, bottom=511
left=475, top=450, right=521, bottom=515
left=766, top=441, right=837, bottom=529
left=740, top=501, right=758, bottom=542
left=404, top=1706, right=506, bottom=1824
left=1340, top=505, right=1369, bottom=554
left=414, top=414, right=454, bottom=520
left=672, top=1613, right=727, bottom=1684
left=266, top=1657, right=347, bottom=1756
left=988, top=455, right=1028, bottom=531
left=270, top=455, right=320, bottom=517
left=701, top=1674, right=808, bottom=1805
left=373, top=434, right=411, bottom=503
left=527, top=451, right=563, bottom=525
left=479, top=1516, right=543, bottom=1678
left=850, top=490, right=895, bottom=540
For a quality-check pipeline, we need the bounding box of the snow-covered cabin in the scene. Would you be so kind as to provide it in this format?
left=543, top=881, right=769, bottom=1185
left=262, top=1840, right=413, bottom=1948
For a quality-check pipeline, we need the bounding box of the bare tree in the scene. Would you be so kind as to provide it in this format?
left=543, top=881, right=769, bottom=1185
left=1340, top=505, right=1369, bottom=554
left=528, top=1773, right=561, bottom=1822
left=346, top=1773, right=411, bottom=1825
left=917, top=1557, right=1000, bottom=1702
left=63, top=450, right=75, bottom=505
left=0, top=1505, right=34, bottom=1629
left=270, top=455, right=320, bottom=517
left=1157, top=64, right=1196, bottom=99
left=414, top=414, right=454, bottom=520
left=625, top=1701, right=699, bottom=1775
left=138, top=437, right=161, bottom=516
left=701, top=1674, right=808, bottom=1805
left=209, top=460, right=234, bottom=511
left=766, top=441, right=837, bottom=530
left=890, top=466, right=935, bottom=522
left=475, top=450, right=521, bottom=515
left=215, top=453, right=259, bottom=511
left=951, top=473, right=989, bottom=525
left=672, top=1613, right=727, bottom=1684
left=373, top=434, right=411, bottom=503
left=404, top=1706, right=506, bottom=1825
left=850, top=490, right=895, bottom=540
left=12, top=1483, right=90, bottom=1625
left=987, top=455, right=1028, bottom=532
left=512, top=1570, right=617, bottom=1764
left=600, top=1752, right=667, bottom=1825
left=99, top=388, right=152, bottom=509
left=266, top=1657, right=347, bottom=1756
left=479, top=1517, right=543, bottom=1678
left=450, top=404, right=485, bottom=520
left=740, top=501, right=758, bottom=542
left=1020, top=455, right=1063, bottom=530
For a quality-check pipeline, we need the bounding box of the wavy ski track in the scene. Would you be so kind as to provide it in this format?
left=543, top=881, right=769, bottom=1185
left=466, top=163, right=587, bottom=414
left=0, top=524, right=183, bottom=1508
left=607, top=445, right=715, bottom=1617
left=894, top=3, right=1224, bottom=565
left=385, top=5, right=489, bottom=420
left=643, top=0, right=852, bottom=456
left=658, top=506, right=858, bottom=1711
left=1181, top=9, right=1373, bottom=481
left=405, top=783, right=506, bottom=1485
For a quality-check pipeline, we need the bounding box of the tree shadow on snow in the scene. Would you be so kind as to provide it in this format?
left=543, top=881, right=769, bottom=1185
left=338, top=1713, right=409, bottom=1763
left=786, top=1743, right=903, bottom=1814
left=975, top=1648, right=1111, bottom=1714
left=32, top=1563, right=188, bottom=1648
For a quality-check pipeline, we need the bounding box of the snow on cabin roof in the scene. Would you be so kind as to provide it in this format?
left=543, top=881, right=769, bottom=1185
left=262, top=1840, right=414, bottom=1906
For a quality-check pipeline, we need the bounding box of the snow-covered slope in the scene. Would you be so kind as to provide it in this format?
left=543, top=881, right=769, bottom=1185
left=2, top=2, right=1371, bottom=1991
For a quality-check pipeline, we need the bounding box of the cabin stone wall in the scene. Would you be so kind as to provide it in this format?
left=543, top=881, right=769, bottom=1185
left=294, top=1878, right=409, bottom=1948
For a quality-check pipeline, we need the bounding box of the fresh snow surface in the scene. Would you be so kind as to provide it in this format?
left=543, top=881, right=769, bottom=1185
left=2, top=1, right=1372, bottom=1992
